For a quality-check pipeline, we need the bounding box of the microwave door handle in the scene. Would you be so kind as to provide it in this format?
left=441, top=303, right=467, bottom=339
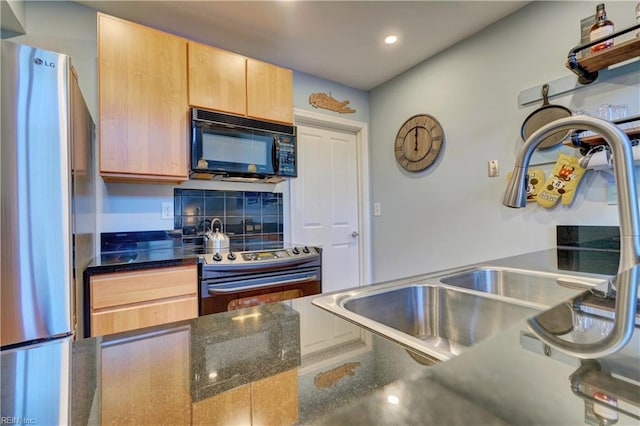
left=272, top=136, right=279, bottom=174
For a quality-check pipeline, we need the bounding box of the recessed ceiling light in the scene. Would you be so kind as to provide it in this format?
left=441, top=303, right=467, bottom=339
left=387, top=394, right=400, bottom=404
left=384, top=35, right=398, bottom=45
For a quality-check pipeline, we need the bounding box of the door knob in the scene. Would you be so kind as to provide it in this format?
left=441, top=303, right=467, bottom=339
left=351, top=231, right=359, bottom=238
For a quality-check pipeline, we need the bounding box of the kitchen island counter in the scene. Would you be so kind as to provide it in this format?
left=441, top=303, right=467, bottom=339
left=2, top=248, right=638, bottom=425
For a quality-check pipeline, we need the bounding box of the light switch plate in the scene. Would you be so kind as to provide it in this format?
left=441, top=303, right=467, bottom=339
left=161, top=202, right=174, bottom=219
left=488, top=160, right=499, bottom=177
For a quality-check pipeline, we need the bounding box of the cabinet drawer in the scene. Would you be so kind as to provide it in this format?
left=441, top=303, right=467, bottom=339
left=91, top=295, right=197, bottom=337
left=91, top=265, right=197, bottom=309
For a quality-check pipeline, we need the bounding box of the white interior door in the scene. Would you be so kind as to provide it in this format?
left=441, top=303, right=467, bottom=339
left=290, top=124, right=360, bottom=293
left=289, top=115, right=368, bottom=359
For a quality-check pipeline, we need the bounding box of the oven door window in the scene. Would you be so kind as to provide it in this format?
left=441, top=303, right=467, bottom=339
left=228, top=289, right=303, bottom=311
left=196, top=125, right=275, bottom=175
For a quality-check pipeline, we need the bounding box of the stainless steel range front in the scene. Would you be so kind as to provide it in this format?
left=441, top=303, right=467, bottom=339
left=199, top=247, right=322, bottom=315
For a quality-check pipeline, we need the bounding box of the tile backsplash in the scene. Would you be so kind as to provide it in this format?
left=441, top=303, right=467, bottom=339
left=174, top=189, right=283, bottom=252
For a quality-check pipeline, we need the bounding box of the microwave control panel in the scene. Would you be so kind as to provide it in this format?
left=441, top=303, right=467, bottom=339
left=276, top=135, right=297, bottom=177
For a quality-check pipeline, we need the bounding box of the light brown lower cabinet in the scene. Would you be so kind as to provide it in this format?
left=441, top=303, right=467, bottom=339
left=100, top=324, right=298, bottom=425
left=192, top=369, right=299, bottom=426
left=192, top=384, right=251, bottom=425
left=89, top=264, right=198, bottom=337
left=95, top=262, right=298, bottom=424
left=251, top=369, right=299, bottom=426
left=101, top=327, right=191, bottom=425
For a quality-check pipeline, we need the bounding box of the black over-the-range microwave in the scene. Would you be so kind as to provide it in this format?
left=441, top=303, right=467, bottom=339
left=190, top=108, right=297, bottom=182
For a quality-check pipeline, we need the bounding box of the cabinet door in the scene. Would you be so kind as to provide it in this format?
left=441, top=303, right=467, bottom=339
left=188, top=42, right=246, bottom=116
left=251, top=369, right=299, bottom=426
left=191, top=369, right=298, bottom=426
left=101, top=327, right=191, bottom=425
left=246, top=58, right=293, bottom=124
left=191, top=384, right=251, bottom=426
left=98, top=14, right=189, bottom=183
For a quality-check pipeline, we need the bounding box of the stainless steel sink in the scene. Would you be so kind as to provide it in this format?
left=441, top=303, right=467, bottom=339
left=343, top=284, right=539, bottom=358
left=437, top=267, right=606, bottom=307
left=313, top=266, right=608, bottom=362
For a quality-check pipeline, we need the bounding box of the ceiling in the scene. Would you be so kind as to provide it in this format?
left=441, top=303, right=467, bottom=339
left=77, top=1, right=529, bottom=91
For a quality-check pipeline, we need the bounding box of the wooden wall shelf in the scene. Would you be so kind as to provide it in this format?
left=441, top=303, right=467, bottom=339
left=575, top=38, right=640, bottom=73
left=568, top=115, right=640, bottom=148
left=567, top=23, right=640, bottom=84
left=575, top=126, right=640, bottom=146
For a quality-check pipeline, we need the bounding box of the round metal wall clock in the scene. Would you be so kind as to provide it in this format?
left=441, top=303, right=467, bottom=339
left=394, top=114, right=444, bottom=172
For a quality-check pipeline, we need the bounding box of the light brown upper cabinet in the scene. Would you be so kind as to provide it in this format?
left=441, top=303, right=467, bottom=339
left=188, top=42, right=246, bottom=117
left=246, top=58, right=293, bottom=124
left=188, top=42, right=293, bottom=124
left=98, top=14, right=189, bottom=183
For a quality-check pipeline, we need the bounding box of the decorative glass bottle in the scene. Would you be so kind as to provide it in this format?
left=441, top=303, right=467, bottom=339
left=589, top=3, right=614, bottom=52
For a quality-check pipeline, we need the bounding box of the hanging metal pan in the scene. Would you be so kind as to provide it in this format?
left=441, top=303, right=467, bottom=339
left=521, top=84, right=572, bottom=149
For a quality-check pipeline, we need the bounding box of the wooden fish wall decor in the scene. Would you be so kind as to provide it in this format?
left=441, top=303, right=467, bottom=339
left=309, top=92, right=356, bottom=114
left=313, top=362, right=361, bottom=388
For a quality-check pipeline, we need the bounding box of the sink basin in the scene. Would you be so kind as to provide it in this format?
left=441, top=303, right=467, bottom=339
left=344, top=285, right=539, bottom=356
left=314, top=283, right=540, bottom=361
left=438, top=267, right=606, bottom=307
left=313, top=265, right=608, bottom=362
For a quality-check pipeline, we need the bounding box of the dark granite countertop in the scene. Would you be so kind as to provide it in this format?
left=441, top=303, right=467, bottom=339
left=86, top=247, right=201, bottom=274
left=3, top=248, right=638, bottom=425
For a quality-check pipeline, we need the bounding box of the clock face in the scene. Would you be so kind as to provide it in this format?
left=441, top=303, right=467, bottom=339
left=394, top=114, right=444, bottom=172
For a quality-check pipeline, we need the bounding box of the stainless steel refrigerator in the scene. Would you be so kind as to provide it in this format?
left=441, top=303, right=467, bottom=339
left=1, top=40, right=96, bottom=423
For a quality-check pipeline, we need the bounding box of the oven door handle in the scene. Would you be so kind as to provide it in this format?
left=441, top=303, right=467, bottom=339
left=207, top=273, right=318, bottom=294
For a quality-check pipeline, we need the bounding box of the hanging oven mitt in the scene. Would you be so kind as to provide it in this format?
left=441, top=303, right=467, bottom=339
left=526, top=169, right=545, bottom=202
left=558, top=154, right=587, bottom=206
left=536, top=152, right=587, bottom=208
left=507, top=169, right=545, bottom=202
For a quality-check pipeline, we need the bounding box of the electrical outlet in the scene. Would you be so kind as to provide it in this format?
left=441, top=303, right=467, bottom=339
left=161, top=202, right=173, bottom=219
left=488, top=160, right=499, bottom=177
left=374, top=203, right=381, bottom=216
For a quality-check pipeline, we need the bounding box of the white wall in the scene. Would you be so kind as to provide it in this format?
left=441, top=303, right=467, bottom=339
left=1, top=0, right=27, bottom=36
left=369, top=1, right=640, bottom=282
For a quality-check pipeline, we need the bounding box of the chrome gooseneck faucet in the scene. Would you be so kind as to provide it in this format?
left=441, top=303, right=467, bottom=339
left=504, top=115, right=640, bottom=359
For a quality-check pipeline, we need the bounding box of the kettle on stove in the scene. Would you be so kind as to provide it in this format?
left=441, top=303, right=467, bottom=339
left=203, top=217, right=230, bottom=254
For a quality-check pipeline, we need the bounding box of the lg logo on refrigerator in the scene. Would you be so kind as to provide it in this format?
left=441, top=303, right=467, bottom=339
left=33, top=58, right=56, bottom=68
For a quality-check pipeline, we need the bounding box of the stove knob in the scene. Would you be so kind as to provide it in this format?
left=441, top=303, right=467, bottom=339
left=212, top=253, right=222, bottom=262
left=302, top=246, right=310, bottom=254
left=292, top=247, right=300, bottom=255
left=227, top=252, right=236, bottom=261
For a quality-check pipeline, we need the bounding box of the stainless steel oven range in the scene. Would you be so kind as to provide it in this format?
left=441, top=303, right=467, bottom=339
left=198, top=247, right=322, bottom=315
